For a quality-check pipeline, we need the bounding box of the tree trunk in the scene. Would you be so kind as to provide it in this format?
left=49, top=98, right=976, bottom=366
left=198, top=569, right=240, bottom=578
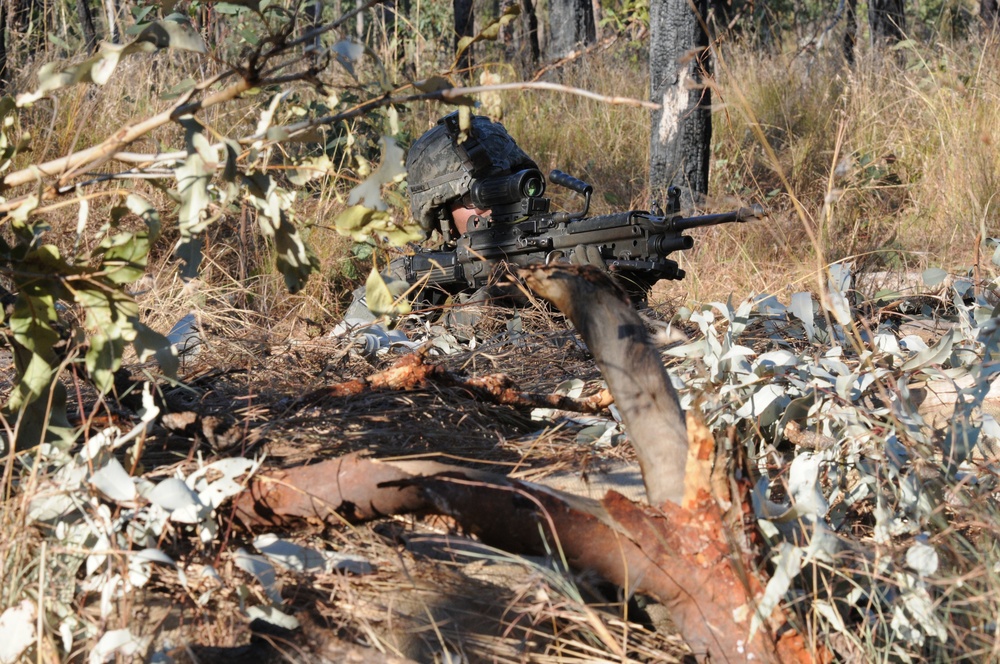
left=521, top=0, right=540, bottom=65
left=649, top=0, right=712, bottom=207
left=0, top=7, right=7, bottom=92
left=77, top=0, right=99, bottom=54
left=454, top=0, right=475, bottom=74
left=103, top=0, right=120, bottom=44
left=546, top=0, right=595, bottom=60
left=983, top=0, right=1000, bottom=32
left=843, top=0, right=858, bottom=65
left=868, top=0, right=905, bottom=48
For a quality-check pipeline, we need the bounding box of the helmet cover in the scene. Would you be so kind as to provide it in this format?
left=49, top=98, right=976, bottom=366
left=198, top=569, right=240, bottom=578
left=406, top=114, right=537, bottom=230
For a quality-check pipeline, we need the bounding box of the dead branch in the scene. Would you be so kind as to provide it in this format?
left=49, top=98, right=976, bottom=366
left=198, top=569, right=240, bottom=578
left=519, top=265, right=688, bottom=506
left=299, top=349, right=613, bottom=414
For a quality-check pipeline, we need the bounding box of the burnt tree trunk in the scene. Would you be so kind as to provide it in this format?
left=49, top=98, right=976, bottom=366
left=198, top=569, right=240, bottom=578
left=983, top=0, right=1000, bottom=32
left=546, top=0, right=595, bottom=60
left=843, top=0, right=858, bottom=65
left=0, top=8, right=6, bottom=92
left=454, top=0, right=474, bottom=74
left=77, top=0, right=99, bottom=54
left=868, top=0, right=906, bottom=48
left=521, top=0, right=540, bottom=65
left=649, top=0, right=712, bottom=207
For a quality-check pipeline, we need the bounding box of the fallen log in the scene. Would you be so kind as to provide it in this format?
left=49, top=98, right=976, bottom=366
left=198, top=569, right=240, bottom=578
left=233, top=451, right=818, bottom=662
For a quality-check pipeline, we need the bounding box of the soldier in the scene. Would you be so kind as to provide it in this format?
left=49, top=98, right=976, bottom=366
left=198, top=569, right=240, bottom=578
left=339, top=112, right=611, bottom=350
left=342, top=112, right=540, bottom=329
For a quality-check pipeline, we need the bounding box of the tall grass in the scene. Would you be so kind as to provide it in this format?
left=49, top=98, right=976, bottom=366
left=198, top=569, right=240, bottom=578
left=709, top=33, right=1000, bottom=288
left=397, top=31, right=1000, bottom=303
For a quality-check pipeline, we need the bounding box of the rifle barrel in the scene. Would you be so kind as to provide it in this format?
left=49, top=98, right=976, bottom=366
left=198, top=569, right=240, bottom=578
left=671, top=204, right=764, bottom=231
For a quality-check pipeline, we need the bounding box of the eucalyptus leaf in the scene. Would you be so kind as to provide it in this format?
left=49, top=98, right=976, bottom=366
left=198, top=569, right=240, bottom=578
left=17, top=20, right=205, bottom=106
left=86, top=334, right=125, bottom=394
left=245, top=605, right=300, bottom=630
left=905, top=539, right=939, bottom=577
left=901, top=329, right=954, bottom=371
left=787, top=452, right=828, bottom=519
left=90, top=457, right=137, bottom=503
left=750, top=543, right=802, bottom=639
left=347, top=137, right=406, bottom=211
left=89, top=628, right=151, bottom=664
left=364, top=269, right=411, bottom=319
left=173, top=149, right=212, bottom=277
left=233, top=548, right=282, bottom=604
left=8, top=293, right=60, bottom=411
left=188, top=457, right=260, bottom=509
left=0, top=600, right=36, bottom=664
left=789, top=292, right=815, bottom=341
left=414, top=76, right=454, bottom=93
left=133, top=322, right=179, bottom=378
left=244, top=171, right=319, bottom=293
left=147, top=478, right=200, bottom=512
left=922, top=267, right=948, bottom=287
left=735, top=384, right=789, bottom=427
left=454, top=4, right=521, bottom=61
left=332, top=40, right=365, bottom=77
left=133, top=20, right=207, bottom=53
left=288, top=154, right=332, bottom=185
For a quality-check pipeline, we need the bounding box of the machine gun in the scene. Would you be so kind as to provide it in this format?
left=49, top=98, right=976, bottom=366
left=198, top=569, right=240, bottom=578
left=403, top=168, right=763, bottom=298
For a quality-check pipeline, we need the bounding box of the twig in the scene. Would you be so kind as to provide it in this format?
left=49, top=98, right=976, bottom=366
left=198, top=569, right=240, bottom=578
left=528, top=34, right=620, bottom=82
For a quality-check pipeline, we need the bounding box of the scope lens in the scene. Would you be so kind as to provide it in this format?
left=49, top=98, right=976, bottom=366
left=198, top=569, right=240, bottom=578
left=522, top=177, right=543, bottom=198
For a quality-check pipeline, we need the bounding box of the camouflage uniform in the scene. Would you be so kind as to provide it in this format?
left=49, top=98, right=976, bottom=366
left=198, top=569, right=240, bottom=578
left=343, top=113, right=537, bottom=329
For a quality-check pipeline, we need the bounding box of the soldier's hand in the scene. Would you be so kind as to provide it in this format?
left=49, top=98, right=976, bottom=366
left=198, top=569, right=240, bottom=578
left=571, top=244, right=609, bottom=273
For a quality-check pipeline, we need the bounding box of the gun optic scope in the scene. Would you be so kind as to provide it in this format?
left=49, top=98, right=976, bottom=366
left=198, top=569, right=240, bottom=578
left=470, top=169, right=546, bottom=210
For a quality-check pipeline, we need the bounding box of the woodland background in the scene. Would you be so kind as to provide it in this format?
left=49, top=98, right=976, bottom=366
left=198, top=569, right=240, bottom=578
left=1, top=0, right=1000, bottom=662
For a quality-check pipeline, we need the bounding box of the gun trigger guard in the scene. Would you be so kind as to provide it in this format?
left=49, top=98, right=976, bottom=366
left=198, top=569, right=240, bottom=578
left=544, top=251, right=566, bottom=265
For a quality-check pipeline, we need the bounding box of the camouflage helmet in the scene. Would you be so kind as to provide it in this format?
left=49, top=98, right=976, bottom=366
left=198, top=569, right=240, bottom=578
left=406, top=112, right=538, bottom=230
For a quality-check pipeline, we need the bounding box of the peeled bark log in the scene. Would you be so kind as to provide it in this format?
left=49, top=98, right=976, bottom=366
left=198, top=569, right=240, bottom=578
left=232, top=451, right=821, bottom=660
left=418, top=477, right=819, bottom=662
left=519, top=265, right=688, bottom=506
left=233, top=453, right=480, bottom=527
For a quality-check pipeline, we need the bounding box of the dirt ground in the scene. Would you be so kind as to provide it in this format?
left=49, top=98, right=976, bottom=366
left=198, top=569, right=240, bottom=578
left=8, top=300, right=696, bottom=662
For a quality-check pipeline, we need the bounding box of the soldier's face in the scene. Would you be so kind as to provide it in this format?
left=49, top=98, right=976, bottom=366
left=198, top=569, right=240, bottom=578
left=450, top=199, right=490, bottom=235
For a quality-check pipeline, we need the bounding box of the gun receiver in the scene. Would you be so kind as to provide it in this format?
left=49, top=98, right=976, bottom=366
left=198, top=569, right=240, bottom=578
left=405, top=171, right=764, bottom=299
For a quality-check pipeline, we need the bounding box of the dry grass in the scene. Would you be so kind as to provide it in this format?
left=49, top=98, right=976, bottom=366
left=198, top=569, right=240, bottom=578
left=4, top=8, right=1000, bottom=663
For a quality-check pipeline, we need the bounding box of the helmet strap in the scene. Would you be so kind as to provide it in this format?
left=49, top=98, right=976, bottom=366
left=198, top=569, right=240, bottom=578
left=437, top=208, right=453, bottom=244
